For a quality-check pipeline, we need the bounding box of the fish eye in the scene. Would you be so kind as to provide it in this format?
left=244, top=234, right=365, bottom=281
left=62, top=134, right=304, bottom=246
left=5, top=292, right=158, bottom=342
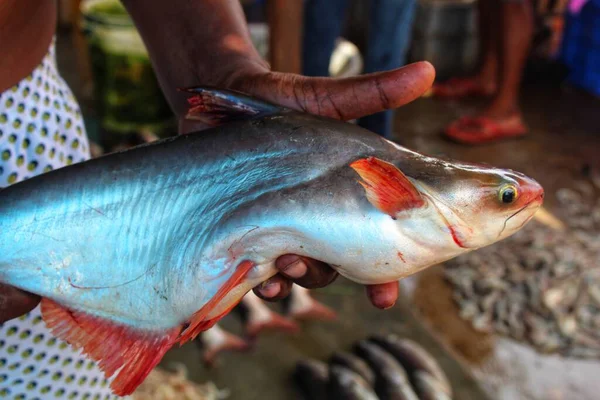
left=499, top=184, right=518, bottom=204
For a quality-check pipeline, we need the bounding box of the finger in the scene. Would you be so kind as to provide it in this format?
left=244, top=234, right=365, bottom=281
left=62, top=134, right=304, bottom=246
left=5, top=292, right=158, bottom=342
left=245, top=61, right=435, bottom=121
left=0, top=284, right=40, bottom=324
left=275, top=255, right=338, bottom=289
left=253, top=274, right=293, bottom=302
left=366, top=281, right=399, bottom=309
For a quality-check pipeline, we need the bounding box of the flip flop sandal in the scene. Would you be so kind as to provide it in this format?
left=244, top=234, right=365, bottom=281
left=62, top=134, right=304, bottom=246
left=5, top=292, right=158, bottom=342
left=444, top=116, right=528, bottom=145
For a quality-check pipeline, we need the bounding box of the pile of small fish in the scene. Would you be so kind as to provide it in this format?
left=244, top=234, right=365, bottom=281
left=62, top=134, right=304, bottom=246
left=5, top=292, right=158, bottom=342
left=293, top=334, right=453, bottom=400
left=445, top=173, right=600, bottom=358
left=132, top=364, right=228, bottom=400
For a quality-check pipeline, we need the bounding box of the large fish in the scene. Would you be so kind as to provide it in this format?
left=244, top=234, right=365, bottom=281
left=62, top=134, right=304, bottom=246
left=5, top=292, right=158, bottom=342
left=369, top=335, right=452, bottom=396
left=330, top=351, right=376, bottom=387
left=294, top=359, right=330, bottom=400
left=328, top=365, right=380, bottom=400
left=354, top=340, right=419, bottom=400
left=0, top=87, right=543, bottom=395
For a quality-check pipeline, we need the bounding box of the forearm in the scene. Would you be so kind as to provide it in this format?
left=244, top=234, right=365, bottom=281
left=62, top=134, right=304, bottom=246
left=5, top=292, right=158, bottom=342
left=122, top=0, right=268, bottom=116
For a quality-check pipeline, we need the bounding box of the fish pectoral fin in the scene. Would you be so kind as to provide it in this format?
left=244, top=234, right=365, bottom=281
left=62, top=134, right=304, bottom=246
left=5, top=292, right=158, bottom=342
left=180, top=86, right=284, bottom=127
left=350, top=157, right=425, bottom=217
left=40, top=298, right=181, bottom=397
left=178, top=260, right=256, bottom=344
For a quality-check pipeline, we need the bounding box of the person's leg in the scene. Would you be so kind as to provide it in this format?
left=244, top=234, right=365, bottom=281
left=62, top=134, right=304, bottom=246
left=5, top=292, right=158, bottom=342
left=358, top=0, right=417, bottom=137
left=302, top=0, right=349, bottom=77
left=486, top=0, right=534, bottom=119
left=432, top=0, right=499, bottom=98
left=476, top=0, right=500, bottom=90
left=445, top=0, right=534, bottom=144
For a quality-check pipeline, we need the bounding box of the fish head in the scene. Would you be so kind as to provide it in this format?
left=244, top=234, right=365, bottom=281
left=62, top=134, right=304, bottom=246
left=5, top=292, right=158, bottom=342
left=346, top=151, right=543, bottom=284
left=413, top=158, right=544, bottom=250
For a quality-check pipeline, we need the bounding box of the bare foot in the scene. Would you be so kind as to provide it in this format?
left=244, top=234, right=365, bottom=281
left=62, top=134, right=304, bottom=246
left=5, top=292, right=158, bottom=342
left=431, top=76, right=497, bottom=99
left=199, top=325, right=251, bottom=367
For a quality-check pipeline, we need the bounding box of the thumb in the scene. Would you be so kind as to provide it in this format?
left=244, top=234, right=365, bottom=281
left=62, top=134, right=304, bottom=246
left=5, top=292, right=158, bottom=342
left=241, top=61, right=435, bottom=121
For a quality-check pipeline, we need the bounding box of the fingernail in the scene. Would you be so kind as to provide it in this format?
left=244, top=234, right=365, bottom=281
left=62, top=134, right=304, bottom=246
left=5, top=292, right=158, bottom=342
left=258, top=281, right=281, bottom=298
left=281, top=260, right=307, bottom=279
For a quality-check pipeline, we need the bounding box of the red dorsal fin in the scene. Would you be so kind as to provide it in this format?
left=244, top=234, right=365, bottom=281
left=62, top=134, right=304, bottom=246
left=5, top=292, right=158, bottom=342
left=178, top=260, right=255, bottom=344
left=40, top=298, right=181, bottom=396
left=181, top=87, right=283, bottom=127
left=350, top=157, right=424, bottom=216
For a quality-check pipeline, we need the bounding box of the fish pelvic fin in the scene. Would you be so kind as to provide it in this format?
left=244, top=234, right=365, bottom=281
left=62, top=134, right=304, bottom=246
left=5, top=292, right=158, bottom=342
left=40, top=298, right=181, bottom=397
left=178, top=260, right=255, bottom=344
left=350, top=157, right=425, bottom=217
left=180, top=86, right=284, bottom=127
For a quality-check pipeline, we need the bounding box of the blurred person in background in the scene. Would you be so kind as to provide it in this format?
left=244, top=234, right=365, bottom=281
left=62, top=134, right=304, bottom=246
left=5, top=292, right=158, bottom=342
left=0, top=0, right=434, bottom=398
left=432, top=0, right=569, bottom=145
left=303, top=0, right=418, bottom=138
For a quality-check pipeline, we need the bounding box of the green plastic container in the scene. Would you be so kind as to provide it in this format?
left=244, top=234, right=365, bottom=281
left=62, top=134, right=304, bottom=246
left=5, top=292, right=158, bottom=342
left=80, top=0, right=175, bottom=142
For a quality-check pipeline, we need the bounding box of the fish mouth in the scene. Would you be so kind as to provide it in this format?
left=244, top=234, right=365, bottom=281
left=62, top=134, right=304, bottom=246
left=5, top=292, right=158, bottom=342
left=498, top=199, right=540, bottom=238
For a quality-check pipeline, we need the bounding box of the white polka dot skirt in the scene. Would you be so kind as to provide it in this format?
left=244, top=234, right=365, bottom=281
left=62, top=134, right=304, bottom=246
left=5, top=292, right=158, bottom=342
left=0, top=36, right=90, bottom=188
left=0, top=38, right=128, bottom=399
left=0, top=312, right=121, bottom=400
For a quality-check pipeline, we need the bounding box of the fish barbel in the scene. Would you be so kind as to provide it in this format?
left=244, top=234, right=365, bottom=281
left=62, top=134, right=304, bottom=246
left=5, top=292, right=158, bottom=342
left=0, top=87, right=543, bottom=395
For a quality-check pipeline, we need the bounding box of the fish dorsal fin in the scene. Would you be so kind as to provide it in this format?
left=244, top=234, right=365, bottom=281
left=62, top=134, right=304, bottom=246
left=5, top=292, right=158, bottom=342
left=181, top=86, right=284, bottom=127
left=40, top=298, right=181, bottom=396
left=350, top=157, right=425, bottom=216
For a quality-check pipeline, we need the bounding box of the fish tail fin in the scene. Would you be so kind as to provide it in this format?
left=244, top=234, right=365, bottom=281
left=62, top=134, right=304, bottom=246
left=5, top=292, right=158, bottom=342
left=40, top=298, right=181, bottom=396
left=179, top=86, right=285, bottom=127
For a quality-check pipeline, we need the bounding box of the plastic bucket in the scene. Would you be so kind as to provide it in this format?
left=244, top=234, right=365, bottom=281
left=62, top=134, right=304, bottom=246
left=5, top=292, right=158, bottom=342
left=80, top=0, right=175, bottom=140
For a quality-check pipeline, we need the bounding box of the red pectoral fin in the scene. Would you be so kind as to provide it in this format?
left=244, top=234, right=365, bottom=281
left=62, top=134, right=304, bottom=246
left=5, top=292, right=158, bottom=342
left=350, top=157, right=424, bottom=216
left=40, top=298, right=181, bottom=396
left=178, top=260, right=255, bottom=344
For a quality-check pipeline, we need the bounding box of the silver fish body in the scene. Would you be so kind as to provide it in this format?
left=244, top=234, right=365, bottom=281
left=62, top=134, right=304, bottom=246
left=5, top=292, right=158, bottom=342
left=0, top=88, right=543, bottom=396
left=0, top=111, right=520, bottom=330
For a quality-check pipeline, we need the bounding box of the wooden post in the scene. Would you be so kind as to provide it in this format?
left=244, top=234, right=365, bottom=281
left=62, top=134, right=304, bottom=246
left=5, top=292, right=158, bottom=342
left=267, top=0, right=303, bottom=73
left=70, top=0, right=94, bottom=90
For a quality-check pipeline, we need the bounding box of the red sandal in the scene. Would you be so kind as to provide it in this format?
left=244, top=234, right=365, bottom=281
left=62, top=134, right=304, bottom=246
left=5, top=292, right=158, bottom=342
left=444, top=115, right=528, bottom=145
